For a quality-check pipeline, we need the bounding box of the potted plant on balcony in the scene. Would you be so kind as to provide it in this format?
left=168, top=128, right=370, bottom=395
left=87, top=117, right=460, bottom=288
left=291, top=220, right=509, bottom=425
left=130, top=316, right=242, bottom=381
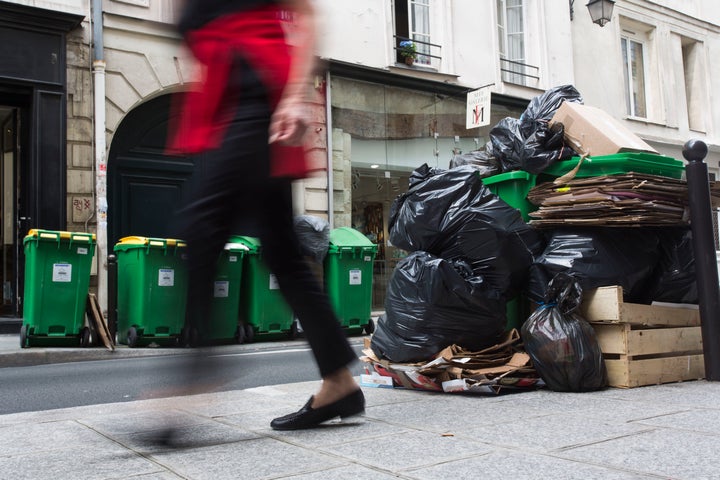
left=399, top=40, right=417, bottom=66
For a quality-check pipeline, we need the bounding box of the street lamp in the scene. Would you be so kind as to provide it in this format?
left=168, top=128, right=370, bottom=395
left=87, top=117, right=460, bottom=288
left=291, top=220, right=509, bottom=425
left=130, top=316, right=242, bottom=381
left=586, top=0, right=615, bottom=27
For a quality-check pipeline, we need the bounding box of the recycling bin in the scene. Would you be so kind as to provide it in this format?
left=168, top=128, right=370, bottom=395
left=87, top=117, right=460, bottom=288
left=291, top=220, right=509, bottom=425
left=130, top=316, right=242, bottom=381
left=324, top=227, right=378, bottom=335
left=20, top=229, right=96, bottom=347
left=193, top=238, right=248, bottom=344
left=113, top=236, right=188, bottom=347
left=234, top=236, right=295, bottom=341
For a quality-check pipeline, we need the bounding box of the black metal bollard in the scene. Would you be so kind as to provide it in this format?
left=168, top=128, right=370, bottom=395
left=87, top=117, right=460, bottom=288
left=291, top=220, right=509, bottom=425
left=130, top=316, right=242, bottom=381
left=107, top=254, right=118, bottom=343
left=683, top=139, right=720, bottom=381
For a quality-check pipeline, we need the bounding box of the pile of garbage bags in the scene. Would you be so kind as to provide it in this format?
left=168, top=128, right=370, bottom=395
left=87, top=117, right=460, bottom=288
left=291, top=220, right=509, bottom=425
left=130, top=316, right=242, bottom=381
left=370, top=165, right=545, bottom=363
left=369, top=84, right=698, bottom=369
left=453, top=84, right=583, bottom=175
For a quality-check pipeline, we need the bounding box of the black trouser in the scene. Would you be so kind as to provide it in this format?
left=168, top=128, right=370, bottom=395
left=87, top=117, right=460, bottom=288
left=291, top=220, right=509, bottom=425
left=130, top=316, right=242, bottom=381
left=176, top=57, right=356, bottom=377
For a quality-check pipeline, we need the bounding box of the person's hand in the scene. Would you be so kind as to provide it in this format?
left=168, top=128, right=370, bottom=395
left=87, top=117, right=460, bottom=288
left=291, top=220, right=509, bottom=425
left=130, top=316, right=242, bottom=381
left=269, top=95, right=308, bottom=146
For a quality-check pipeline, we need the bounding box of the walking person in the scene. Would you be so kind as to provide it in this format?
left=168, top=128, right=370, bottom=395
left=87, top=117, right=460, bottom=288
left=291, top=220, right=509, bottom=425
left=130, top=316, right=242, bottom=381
left=169, top=0, right=364, bottom=431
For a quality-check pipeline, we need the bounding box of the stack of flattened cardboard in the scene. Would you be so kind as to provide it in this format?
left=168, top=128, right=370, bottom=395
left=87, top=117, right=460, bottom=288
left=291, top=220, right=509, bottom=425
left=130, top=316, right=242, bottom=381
left=527, top=172, right=692, bottom=227
left=360, top=330, right=543, bottom=395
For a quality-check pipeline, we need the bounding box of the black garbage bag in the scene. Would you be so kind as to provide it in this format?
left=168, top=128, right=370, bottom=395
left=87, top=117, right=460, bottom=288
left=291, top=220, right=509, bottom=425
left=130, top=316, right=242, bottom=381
left=519, top=84, right=584, bottom=137
left=489, top=85, right=582, bottom=173
left=449, top=148, right=501, bottom=178
left=293, top=215, right=330, bottom=263
left=370, top=251, right=506, bottom=363
left=650, top=228, right=698, bottom=304
left=521, top=272, right=608, bottom=392
left=389, top=165, right=544, bottom=295
left=489, top=117, right=524, bottom=172
left=526, top=228, right=661, bottom=304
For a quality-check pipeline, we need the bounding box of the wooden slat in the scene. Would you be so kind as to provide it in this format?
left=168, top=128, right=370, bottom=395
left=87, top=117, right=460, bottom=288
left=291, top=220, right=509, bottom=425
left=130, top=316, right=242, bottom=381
left=605, top=354, right=705, bottom=388
left=87, top=293, right=114, bottom=351
left=625, top=326, right=703, bottom=357
left=592, top=323, right=629, bottom=355
left=581, top=286, right=700, bottom=326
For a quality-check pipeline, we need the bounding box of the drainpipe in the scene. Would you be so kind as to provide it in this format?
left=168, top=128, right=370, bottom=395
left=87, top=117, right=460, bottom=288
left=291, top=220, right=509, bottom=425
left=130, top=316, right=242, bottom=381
left=92, top=0, right=108, bottom=316
left=325, top=70, right=333, bottom=229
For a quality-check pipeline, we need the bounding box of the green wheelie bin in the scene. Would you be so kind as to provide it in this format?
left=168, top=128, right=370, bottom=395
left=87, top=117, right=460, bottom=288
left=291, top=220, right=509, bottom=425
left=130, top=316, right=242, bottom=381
left=324, top=227, right=377, bottom=335
left=191, top=238, right=248, bottom=344
left=113, top=236, right=188, bottom=347
left=234, top=236, right=295, bottom=341
left=20, top=229, right=96, bottom=348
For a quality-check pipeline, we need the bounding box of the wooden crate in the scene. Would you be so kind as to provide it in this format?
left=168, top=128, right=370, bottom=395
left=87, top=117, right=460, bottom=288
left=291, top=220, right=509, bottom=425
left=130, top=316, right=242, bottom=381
left=581, top=286, right=705, bottom=388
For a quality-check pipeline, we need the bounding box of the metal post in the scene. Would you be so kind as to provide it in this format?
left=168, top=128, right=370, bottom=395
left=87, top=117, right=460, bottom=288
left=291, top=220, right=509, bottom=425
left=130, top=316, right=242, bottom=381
left=107, top=254, right=117, bottom=343
left=683, top=139, right=720, bottom=381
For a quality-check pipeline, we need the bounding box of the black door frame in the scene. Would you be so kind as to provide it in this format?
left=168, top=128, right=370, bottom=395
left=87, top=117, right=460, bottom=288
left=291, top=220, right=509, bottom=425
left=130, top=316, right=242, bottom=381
left=0, top=2, right=83, bottom=316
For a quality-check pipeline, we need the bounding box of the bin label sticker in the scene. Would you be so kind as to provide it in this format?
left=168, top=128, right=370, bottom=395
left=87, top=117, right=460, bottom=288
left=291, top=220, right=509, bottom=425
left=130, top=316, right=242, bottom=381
left=349, top=269, right=362, bottom=285
left=363, top=256, right=372, bottom=262
left=269, top=274, right=280, bottom=290
left=52, top=263, right=72, bottom=282
left=214, top=281, right=229, bottom=298
left=158, top=268, right=175, bottom=287
left=77, top=247, right=89, bottom=255
left=229, top=255, right=238, bottom=263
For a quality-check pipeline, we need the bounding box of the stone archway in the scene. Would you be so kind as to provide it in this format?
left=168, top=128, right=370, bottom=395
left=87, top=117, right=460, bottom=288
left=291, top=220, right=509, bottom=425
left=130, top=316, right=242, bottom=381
left=107, top=94, right=195, bottom=246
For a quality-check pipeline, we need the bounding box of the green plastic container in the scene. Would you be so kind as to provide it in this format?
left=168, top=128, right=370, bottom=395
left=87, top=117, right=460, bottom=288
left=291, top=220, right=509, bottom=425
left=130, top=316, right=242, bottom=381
left=113, top=236, right=188, bottom=347
left=483, top=170, right=538, bottom=221
left=234, top=236, right=295, bottom=340
left=539, top=152, right=685, bottom=180
left=195, top=238, right=248, bottom=344
left=324, top=227, right=378, bottom=335
left=20, top=229, right=96, bottom=347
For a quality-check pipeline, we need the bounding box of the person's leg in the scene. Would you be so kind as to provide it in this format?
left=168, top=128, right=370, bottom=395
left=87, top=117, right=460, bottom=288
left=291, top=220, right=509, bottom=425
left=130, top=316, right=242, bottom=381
left=257, top=180, right=363, bottom=429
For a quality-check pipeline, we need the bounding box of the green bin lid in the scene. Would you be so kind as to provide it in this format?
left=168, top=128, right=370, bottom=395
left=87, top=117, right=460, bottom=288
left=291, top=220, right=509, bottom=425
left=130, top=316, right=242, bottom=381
left=482, top=170, right=534, bottom=185
left=328, top=227, right=377, bottom=253
left=23, top=229, right=96, bottom=245
left=540, top=153, right=684, bottom=179
left=113, top=236, right=186, bottom=252
left=228, top=235, right=261, bottom=254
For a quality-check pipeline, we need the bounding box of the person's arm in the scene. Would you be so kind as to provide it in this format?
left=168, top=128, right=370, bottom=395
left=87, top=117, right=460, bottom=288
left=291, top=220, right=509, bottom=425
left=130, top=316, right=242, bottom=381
left=268, top=0, right=316, bottom=146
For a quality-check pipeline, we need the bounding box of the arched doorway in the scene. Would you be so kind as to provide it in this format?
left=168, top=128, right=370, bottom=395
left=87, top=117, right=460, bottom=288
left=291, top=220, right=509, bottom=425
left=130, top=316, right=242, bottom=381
left=108, top=94, right=195, bottom=246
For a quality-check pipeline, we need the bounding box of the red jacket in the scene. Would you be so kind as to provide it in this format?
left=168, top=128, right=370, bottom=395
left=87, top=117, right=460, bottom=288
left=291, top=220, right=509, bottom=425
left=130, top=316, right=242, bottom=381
left=168, top=5, right=309, bottom=179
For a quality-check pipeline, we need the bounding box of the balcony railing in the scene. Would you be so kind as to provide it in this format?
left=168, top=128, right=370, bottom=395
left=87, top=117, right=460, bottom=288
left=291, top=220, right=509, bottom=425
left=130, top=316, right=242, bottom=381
left=393, top=36, right=442, bottom=67
left=500, top=57, right=540, bottom=86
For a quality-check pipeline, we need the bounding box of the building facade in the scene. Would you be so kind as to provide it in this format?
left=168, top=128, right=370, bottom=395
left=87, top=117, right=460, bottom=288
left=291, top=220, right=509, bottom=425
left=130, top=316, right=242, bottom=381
left=0, top=0, right=717, bottom=317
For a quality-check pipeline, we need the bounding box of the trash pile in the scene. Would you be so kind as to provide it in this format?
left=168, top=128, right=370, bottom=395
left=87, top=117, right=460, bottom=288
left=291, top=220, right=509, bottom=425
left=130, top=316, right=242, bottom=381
left=365, top=84, right=703, bottom=394
left=369, top=165, right=544, bottom=364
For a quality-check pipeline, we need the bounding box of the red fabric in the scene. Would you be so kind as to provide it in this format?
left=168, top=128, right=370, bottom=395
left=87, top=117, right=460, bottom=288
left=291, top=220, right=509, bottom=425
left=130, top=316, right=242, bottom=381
left=167, top=6, right=308, bottom=179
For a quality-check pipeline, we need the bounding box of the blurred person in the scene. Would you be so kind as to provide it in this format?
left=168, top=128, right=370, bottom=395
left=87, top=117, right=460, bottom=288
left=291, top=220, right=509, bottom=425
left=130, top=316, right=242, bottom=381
left=168, top=0, right=364, bottom=431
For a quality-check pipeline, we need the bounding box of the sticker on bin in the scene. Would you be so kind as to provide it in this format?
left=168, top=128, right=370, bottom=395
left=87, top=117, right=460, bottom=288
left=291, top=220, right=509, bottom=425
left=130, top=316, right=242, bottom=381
left=158, top=268, right=175, bottom=287
left=228, top=255, right=238, bottom=263
left=214, top=281, right=229, bottom=297
left=269, top=274, right=280, bottom=290
left=52, top=263, right=72, bottom=282
left=364, top=256, right=372, bottom=262
left=349, top=269, right=362, bottom=285
left=77, top=247, right=89, bottom=255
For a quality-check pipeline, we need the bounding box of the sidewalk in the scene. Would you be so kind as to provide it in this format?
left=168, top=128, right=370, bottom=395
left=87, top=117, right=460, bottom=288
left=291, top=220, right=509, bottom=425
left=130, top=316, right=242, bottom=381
left=2, top=333, right=720, bottom=479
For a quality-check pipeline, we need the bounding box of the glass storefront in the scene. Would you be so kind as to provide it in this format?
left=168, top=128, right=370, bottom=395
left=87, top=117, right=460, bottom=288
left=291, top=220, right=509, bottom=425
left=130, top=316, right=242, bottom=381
left=329, top=76, right=524, bottom=309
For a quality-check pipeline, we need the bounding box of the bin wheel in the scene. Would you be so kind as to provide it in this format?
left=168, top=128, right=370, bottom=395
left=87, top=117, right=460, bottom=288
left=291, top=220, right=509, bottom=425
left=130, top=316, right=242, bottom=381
left=288, top=320, right=299, bottom=340
left=127, top=327, right=139, bottom=348
left=19, top=325, right=29, bottom=349
left=244, top=323, right=255, bottom=343
left=364, top=318, right=375, bottom=335
left=80, top=327, right=92, bottom=348
left=235, top=324, right=246, bottom=344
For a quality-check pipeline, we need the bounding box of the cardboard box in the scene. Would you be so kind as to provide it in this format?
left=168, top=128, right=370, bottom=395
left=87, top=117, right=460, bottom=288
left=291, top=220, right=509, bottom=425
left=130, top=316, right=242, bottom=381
left=550, top=102, right=658, bottom=157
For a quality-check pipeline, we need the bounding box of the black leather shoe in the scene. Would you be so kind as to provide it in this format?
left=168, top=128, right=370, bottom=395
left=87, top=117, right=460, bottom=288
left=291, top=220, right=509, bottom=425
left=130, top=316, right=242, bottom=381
left=270, top=389, right=365, bottom=431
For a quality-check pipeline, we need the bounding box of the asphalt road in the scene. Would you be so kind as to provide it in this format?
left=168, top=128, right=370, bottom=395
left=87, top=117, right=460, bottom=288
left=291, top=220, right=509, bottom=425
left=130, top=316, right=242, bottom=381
left=0, top=342, right=367, bottom=415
